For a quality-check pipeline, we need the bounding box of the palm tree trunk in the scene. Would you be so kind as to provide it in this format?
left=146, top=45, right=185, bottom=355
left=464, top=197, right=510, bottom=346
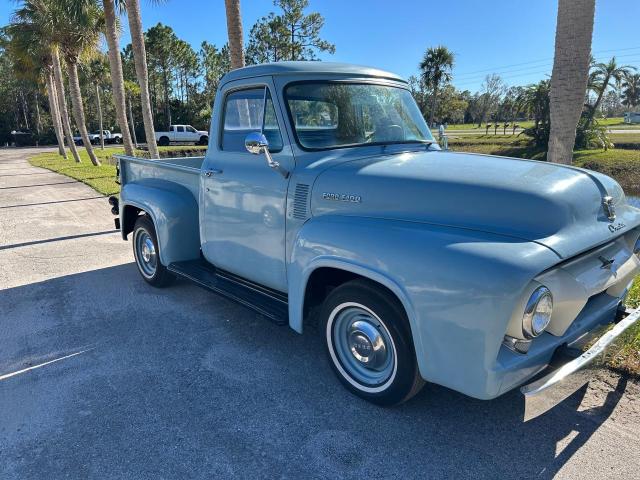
left=95, top=84, right=105, bottom=150
left=127, top=95, right=138, bottom=147
left=45, top=73, right=67, bottom=158
left=162, top=67, right=171, bottom=128
left=428, top=85, right=439, bottom=127
left=66, top=60, right=101, bottom=166
left=126, top=0, right=159, bottom=158
left=547, top=0, right=595, bottom=165
left=20, top=90, right=30, bottom=130
left=104, top=0, right=134, bottom=156
left=34, top=91, right=42, bottom=141
left=225, top=0, right=245, bottom=69
left=52, top=49, right=82, bottom=163
left=586, top=73, right=610, bottom=129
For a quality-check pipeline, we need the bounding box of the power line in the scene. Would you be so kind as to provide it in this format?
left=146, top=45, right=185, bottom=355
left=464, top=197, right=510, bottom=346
left=454, top=46, right=640, bottom=77
left=452, top=54, right=640, bottom=86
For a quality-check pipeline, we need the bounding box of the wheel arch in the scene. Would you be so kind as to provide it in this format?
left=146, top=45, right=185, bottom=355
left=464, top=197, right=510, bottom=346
left=120, top=182, right=200, bottom=266
left=290, top=258, right=418, bottom=344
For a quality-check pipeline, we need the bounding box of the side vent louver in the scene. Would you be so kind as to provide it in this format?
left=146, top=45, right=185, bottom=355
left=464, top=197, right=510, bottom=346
left=293, top=183, right=310, bottom=220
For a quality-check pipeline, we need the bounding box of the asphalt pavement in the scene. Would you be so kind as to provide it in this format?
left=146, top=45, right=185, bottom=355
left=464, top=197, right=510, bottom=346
left=1, top=147, right=639, bottom=479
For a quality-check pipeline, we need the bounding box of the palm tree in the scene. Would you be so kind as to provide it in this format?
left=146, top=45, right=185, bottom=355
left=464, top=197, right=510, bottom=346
left=55, top=0, right=103, bottom=166
left=622, top=73, right=640, bottom=110
left=88, top=57, right=109, bottom=149
left=11, top=0, right=82, bottom=163
left=45, top=68, right=67, bottom=158
left=419, top=46, right=454, bottom=127
left=124, top=0, right=160, bottom=158
left=547, top=0, right=595, bottom=165
left=587, top=57, right=636, bottom=126
left=225, top=0, right=245, bottom=69
left=102, top=0, right=135, bottom=155
left=4, top=19, right=67, bottom=158
left=51, top=47, right=83, bottom=163
left=124, top=80, right=140, bottom=147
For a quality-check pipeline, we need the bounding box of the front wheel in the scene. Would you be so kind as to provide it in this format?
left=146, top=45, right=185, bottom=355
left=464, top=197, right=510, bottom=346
left=320, top=279, right=424, bottom=406
left=132, top=215, right=174, bottom=287
left=198, top=136, right=209, bottom=146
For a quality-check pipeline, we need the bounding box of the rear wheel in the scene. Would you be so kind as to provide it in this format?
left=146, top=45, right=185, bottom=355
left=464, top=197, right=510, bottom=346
left=320, top=279, right=424, bottom=406
left=158, top=136, right=170, bottom=147
left=132, top=215, right=174, bottom=287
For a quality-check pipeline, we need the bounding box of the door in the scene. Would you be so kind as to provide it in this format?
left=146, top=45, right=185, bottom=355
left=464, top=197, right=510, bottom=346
left=200, top=80, right=293, bottom=292
left=186, top=125, right=198, bottom=142
left=175, top=125, right=186, bottom=142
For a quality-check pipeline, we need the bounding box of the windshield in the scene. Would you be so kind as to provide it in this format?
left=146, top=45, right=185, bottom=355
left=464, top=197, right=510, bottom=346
left=284, top=82, right=433, bottom=150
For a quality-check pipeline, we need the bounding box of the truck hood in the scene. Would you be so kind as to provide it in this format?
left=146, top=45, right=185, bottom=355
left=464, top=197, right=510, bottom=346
left=311, top=150, right=640, bottom=259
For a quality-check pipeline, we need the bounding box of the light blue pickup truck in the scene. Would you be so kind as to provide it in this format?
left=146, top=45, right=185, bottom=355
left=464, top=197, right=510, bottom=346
left=112, top=62, right=640, bottom=409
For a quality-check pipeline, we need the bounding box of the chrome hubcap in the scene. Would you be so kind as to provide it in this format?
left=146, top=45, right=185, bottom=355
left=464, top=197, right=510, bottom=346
left=135, top=229, right=157, bottom=278
left=329, top=304, right=396, bottom=389
left=348, top=320, right=388, bottom=369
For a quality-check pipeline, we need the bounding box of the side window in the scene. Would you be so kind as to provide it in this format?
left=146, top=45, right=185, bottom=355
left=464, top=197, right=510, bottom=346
left=187, top=126, right=196, bottom=133
left=177, top=126, right=185, bottom=132
left=222, top=87, right=283, bottom=152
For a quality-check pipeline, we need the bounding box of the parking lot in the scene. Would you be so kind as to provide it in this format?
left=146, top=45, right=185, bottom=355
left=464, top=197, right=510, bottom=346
left=1, top=148, right=640, bottom=479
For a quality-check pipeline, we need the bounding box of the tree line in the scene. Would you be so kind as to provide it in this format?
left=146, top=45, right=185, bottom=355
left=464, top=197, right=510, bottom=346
left=0, top=0, right=637, bottom=166
left=409, top=45, right=639, bottom=141
left=0, top=0, right=334, bottom=163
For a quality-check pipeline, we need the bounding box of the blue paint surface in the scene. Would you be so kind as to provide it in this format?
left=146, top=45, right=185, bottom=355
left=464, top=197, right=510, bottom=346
left=115, top=63, right=640, bottom=399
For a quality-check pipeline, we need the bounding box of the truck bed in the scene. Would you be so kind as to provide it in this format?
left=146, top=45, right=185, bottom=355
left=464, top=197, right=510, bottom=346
left=116, top=154, right=205, bottom=198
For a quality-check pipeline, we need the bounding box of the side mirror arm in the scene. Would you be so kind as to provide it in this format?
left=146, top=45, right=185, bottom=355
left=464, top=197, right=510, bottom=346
left=245, top=132, right=289, bottom=179
left=263, top=148, right=290, bottom=179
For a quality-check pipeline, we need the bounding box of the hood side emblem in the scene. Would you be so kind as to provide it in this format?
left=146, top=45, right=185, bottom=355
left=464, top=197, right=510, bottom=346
left=602, top=196, right=616, bottom=221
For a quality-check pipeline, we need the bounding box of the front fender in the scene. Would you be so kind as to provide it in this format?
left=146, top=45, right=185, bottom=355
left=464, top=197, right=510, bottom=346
left=120, top=180, right=200, bottom=266
left=287, top=215, right=560, bottom=398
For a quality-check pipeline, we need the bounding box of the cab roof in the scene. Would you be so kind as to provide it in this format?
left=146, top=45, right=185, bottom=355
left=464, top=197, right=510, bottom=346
left=220, top=61, right=405, bottom=85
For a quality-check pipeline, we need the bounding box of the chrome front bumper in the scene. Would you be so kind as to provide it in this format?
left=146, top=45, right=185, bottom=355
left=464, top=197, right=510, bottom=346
left=521, top=306, right=640, bottom=420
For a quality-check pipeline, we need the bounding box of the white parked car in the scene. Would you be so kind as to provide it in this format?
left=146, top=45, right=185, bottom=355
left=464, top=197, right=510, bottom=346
left=155, top=125, right=209, bottom=146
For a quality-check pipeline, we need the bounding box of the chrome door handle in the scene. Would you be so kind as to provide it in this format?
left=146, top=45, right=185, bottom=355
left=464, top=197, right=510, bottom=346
left=203, top=168, right=223, bottom=177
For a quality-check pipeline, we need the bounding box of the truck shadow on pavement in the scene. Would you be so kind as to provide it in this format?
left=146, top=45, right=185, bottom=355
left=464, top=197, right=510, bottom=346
left=0, top=264, right=633, bottom=479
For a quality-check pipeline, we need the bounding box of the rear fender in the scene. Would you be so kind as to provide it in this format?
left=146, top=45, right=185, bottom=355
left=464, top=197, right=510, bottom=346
left=120, top=180, right=200, bottom=266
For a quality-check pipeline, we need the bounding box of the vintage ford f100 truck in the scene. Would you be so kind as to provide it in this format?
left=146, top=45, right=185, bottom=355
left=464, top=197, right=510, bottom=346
left=111, top=62, right=640, bottom=408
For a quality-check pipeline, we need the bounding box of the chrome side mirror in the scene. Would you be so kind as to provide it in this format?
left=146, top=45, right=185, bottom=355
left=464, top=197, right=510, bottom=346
left=244, top=131, right=268, bottom=155
left=244, top=132, right=289, bottom=179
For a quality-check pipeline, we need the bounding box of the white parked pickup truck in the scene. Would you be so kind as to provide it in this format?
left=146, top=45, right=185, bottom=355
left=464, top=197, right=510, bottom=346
left=73, top=130, right=123, bottom=145
left=155, top=125, right=209, bottom=146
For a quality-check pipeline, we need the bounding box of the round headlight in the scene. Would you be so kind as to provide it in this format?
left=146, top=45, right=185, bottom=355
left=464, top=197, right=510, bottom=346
left=522, top=287, right=553, bottom=339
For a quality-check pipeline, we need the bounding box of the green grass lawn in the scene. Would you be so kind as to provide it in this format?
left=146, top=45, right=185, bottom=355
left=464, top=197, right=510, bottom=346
left=432, top=121, right=534, bottom=131
left=433, top=118, right=640, bottom=133
left=610, top=133, right=640, bottom=145
left=611, top=280, right=640, bottom=377
left=29, top=146, right=208, bottom=196
left=448, top=137, right=640, bottom=191
left=30, top=148, right=122, bottom=195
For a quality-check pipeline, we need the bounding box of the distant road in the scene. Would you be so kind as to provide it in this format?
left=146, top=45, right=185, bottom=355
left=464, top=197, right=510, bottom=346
left=433, top=128, right=638, bottom=136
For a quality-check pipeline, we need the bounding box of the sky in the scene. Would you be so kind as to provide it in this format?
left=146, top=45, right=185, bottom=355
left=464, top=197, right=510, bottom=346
left=2, top=0, right=639, bottom=92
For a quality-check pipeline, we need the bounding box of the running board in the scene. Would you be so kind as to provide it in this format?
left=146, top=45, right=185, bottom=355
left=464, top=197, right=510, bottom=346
left=167, top=259, right=288, bottom=325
